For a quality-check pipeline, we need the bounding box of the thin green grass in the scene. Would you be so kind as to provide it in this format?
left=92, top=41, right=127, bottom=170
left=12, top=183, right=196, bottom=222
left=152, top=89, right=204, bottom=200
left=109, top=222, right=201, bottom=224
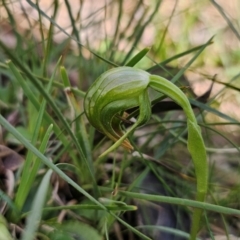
left=21, top=170, right=53, bottom=240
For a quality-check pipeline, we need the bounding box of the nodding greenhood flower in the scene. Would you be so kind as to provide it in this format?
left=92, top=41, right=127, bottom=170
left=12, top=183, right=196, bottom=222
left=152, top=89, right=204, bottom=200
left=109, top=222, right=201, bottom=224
left=84, top=67, right=151, bottom=151
left=84, top=66, right=208, bottom=240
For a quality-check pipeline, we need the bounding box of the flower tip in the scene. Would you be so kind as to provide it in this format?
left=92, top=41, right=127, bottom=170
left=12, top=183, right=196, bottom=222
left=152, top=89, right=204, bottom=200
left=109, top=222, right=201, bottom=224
left=122, top=139, right=134, bottom=152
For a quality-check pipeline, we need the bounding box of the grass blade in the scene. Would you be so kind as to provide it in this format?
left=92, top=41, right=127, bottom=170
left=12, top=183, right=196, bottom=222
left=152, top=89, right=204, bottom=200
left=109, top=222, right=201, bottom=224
left=147, top=41, right=213, bottom=72
left=125, top=47, right=150, bottom=67
left=120, top=191, right=240, bottom=215
left=21, top=170, right=53, bottom=240
left=211, top=0, right=240, bottom=40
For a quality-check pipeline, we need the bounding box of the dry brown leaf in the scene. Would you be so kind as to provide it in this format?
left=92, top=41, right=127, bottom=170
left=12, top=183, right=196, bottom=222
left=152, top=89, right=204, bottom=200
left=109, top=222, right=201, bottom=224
left=0, top=145, right=24, bottom=171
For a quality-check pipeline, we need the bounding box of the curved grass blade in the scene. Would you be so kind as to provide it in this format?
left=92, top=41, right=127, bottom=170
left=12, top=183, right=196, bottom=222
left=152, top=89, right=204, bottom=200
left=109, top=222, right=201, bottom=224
left=147, top=41, right=213, bottom=72
left=119, top=190, right=240, bottom=216
left=211, top=0, right=240, bottom=40
left=22, top=204, right=137, bottom=218
left=21, top=170, right=53, bottom=240
left=170, top=37, right=214, bottom=84
left=125, top=47, right=150, bottom=67
left=136, top=225, right=201, bottom=240
left=15, top=124, right=53, bottom=214
left=189, top=99, right=238, bottom=123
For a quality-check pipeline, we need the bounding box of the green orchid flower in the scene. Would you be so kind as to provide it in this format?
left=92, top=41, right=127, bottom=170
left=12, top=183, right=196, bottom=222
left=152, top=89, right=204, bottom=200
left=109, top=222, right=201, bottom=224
left=84, top=66, right=208, bottom=240
left=84, top=67, right=151, bottom=150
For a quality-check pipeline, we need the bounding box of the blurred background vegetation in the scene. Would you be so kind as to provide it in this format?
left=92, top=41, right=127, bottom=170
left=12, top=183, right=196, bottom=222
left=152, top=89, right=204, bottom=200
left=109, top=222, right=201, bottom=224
left=0, top=0, right=240, bottom=239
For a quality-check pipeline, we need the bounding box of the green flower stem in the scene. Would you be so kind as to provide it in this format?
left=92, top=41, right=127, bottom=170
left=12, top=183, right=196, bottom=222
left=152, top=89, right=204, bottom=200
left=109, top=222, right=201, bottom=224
left=150, top=75, right=208, bottom=239
left=149, top=75, right=208, bottom=191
